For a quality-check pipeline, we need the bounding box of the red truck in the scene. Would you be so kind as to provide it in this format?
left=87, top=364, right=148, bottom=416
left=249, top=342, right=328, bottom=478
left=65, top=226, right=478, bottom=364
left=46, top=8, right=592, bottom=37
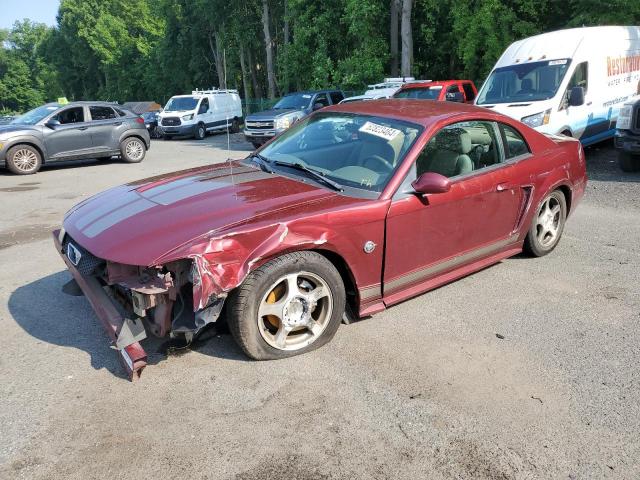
left=394, top=80, right=478, bottom=103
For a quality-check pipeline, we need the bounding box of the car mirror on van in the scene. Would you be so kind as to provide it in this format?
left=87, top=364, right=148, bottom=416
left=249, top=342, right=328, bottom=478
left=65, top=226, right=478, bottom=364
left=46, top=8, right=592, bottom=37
left=45, top=119, right=61, bottom=129
left=412, top=172, right=451, bottom=195
left=568, top=86, right=585, bottom=107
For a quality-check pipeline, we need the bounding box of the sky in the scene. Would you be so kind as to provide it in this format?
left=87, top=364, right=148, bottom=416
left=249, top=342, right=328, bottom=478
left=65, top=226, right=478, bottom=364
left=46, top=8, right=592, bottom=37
left=0, top=0, right=60, bottom=30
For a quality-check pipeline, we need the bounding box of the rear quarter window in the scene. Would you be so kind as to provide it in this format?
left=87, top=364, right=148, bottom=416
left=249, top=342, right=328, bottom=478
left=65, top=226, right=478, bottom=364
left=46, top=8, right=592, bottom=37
left=500, top=124, right=530, bottom=159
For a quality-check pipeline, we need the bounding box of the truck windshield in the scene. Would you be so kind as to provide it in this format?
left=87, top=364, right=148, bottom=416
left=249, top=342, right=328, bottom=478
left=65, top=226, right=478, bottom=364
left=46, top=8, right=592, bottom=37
left=394, top=86, right=442, bottom=100
left=274, top=94, right=312, bottom=110
left=11, top=104, right=61, bottom=125
left=164, top=97, right=199, bottom=112
left=476, top=59, right=571, bottom=105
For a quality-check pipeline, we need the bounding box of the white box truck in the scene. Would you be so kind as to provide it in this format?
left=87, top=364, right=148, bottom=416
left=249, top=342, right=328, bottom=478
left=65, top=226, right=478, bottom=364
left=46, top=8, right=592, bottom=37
left=159, top=89, right=243, bottom=140
left=475, top=26, right=640, bottom=146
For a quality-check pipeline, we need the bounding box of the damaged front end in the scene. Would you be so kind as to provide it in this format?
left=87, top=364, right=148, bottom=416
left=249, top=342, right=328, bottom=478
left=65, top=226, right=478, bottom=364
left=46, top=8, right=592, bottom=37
left=53, top=229, right=225, bottom=380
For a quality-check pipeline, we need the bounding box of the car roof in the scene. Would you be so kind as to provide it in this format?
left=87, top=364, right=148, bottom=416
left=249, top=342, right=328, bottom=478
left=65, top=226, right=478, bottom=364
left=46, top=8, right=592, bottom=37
left=43, top=101, right=124, bottom=108
left=324, top=99, right=508, bottom=128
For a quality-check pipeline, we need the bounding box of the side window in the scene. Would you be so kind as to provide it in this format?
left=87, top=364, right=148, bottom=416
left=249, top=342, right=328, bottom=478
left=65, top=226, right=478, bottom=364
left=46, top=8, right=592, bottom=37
left=89, top=106, right=116, bottom=121
left=446, top=84, right=460, bottom=94
left=199, top=98, right=209, bottom=113
left=314, top=93, right=329, bottom=107
left=415, top=121, right=500, bottom=179
left=566, top=62, right=588, bottom=93
left=329, top=91, right=344, bottom=104
left=500, top=124, right=530, bottom=159
left=114, top=108, right=127, bottom=117
left=462, top=83, right=476, bottom=101
left=54, top=107, right=85, bottom=124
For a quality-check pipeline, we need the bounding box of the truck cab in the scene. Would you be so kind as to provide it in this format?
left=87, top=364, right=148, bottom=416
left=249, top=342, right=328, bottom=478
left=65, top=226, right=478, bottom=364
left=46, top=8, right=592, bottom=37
left=393, top=80, right=478, bottom=103
left=244, top=90, right=345, bottom=148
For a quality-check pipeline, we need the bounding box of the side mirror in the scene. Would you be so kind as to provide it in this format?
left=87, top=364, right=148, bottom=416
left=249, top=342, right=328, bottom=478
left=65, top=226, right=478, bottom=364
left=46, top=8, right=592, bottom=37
left=411, top=172, right=451, bottom=195
left=45, top=119, right=61, bottom=129
left=313, top=102, right=325, bottom=111
left=445, top=92, right=465, bottom=103
left=568, top=86, right=585, bottom=107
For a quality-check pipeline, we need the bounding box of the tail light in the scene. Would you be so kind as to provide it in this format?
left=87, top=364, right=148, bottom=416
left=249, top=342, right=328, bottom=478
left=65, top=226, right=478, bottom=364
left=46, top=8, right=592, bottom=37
left=136, top=117, right=145, bottom=124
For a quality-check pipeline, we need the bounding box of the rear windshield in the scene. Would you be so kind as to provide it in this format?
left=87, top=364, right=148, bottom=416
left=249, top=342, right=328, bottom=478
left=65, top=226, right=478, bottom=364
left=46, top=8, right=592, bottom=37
left=164, top=96, right=199, bottom=112
left=394, top=86, right=442, bottom=100
left=476, top=59, right=571, bottom=105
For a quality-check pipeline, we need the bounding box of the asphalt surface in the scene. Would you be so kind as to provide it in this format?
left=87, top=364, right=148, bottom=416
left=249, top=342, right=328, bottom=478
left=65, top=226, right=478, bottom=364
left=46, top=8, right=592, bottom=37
left=0, top=133, right=638, bottom=479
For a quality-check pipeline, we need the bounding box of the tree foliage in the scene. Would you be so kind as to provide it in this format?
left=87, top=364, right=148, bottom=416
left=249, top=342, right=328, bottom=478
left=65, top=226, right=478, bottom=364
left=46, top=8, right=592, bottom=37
left=1, top=0, right=639, bottom=111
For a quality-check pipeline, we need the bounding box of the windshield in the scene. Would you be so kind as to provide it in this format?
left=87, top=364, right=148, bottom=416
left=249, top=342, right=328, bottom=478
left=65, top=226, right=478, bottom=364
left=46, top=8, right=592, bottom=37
left=394, top=86, right=442, bottom=100
left=274, top=93, right=312, bottom=110
left=476, top=59, right=571, bottom=105
left=11, top=104, right=60, bottom=125
left=257, top=112, right=422, bottom=196
left=164, top=97, right=199, bottom=112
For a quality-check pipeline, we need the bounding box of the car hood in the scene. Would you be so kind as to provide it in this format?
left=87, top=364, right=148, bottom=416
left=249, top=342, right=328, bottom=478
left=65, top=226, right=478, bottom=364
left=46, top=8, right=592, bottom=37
left=62, top=162, right=337, bottom=266
left=0, top=124, right=38, bottom=137
left=246, top=108, right=301, bottom=120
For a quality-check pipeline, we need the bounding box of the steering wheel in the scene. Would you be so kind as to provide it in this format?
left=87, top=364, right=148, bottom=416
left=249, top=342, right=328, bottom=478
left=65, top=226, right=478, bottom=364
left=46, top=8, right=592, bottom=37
left=361, top=155, right=393, bottom=172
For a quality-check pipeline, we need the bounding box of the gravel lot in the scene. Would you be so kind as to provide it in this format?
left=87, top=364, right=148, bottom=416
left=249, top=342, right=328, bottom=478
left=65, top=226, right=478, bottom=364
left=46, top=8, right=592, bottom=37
left=0, top=134, right=639, bottom=479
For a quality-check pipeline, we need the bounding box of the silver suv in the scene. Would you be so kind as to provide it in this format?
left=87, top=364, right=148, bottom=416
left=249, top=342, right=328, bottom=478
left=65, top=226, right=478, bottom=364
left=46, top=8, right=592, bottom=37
left=0, top=101, right=151, bottom=175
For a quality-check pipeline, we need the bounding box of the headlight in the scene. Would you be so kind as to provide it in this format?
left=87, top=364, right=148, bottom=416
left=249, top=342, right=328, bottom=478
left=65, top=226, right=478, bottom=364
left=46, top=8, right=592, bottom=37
left=616, top=106, right=632, bottom=130
left=521, top=109, right=551, bottom=128
left=182, top=113, right=194, bottom=121
left=275, top=117, right=292, bottom=130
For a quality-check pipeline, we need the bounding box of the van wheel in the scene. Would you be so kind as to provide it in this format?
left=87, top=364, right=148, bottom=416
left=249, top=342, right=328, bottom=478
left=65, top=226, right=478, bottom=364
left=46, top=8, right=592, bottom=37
left=120, top=137, right=146, bottom=163
left=619, top=152, right=639, bottom=172
left=227, top=251, right=345, bottom=360
left=6, top=145, right=42, bottom=175
left=195, top=123, right=206, bottom=140
left=228, top=118, right=240, bottom=134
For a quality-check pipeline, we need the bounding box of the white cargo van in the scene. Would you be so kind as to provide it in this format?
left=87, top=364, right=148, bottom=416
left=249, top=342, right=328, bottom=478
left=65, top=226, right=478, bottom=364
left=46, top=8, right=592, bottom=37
left=475, top=26, right=640, bottom=145
left=159, top=89, right=243, bottom=140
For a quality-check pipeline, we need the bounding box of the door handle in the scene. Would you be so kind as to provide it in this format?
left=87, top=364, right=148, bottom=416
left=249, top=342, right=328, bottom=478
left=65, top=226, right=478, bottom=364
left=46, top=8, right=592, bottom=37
left=77, top=126, right=88, bottom=131
left=114, top=121, right=122, bottom=126
left=496, top=182, right=514, bottom=192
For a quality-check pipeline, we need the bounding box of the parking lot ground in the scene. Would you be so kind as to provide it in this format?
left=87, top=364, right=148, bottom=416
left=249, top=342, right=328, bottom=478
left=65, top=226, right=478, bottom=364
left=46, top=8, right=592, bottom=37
left=1, top=136, right=639, bottom=479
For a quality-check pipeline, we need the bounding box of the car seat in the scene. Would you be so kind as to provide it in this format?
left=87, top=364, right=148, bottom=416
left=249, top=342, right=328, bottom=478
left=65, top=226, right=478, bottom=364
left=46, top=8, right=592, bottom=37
left=419, top=129, right=473, bottom=177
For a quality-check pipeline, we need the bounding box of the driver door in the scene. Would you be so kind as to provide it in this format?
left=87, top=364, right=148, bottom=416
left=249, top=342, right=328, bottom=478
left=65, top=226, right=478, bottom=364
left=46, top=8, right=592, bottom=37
left=43, top=106, right=93, bottom=160
left=383, top=120, right=523, bottom=302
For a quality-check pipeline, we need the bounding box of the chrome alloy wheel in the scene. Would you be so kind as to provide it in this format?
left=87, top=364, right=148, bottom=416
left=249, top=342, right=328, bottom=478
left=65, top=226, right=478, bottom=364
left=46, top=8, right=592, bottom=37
left=535, top=195, right=562, bottom=247
left=13, top=148, right=39, bottom=172
left=257, top=271, right=333, bottom=351
left=125, top=140, right=144, bottom=160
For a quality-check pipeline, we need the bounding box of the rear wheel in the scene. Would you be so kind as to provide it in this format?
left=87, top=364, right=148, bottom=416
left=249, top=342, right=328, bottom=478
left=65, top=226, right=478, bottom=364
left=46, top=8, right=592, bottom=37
left=120, top=137, right=146, bottom=163
left=619, top=152, right=639, bottom=172
left=524, top=190, right=567, bottom=257
left=6, top=145, right=42, bottom=175
left=227, top=251, right=345, bottom=360
left=195, top=123, right=206, bottom=140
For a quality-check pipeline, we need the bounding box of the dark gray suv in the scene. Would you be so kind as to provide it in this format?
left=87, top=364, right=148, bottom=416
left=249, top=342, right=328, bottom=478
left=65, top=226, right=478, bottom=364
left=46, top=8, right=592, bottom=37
left=0, top=101, right=151, bottom=175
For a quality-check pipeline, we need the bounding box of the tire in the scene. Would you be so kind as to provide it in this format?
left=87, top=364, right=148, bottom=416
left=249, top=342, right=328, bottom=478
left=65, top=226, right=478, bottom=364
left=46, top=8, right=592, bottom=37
left=524, top=190, right=567, bottom=257
left=228, top=118, right=240, bottom=134
left=252, top=142, right=262, bottom=149
left=227, top=251, right=346, bottom=360
left=120, top=137, right=146, bottom=163
left=163, top=135, right=172, bottom=141
left=6, top=144, right=42, bottom=175
left=195, top=123, right=206, bottom=140
left=619, top=152, right=639, bottom=172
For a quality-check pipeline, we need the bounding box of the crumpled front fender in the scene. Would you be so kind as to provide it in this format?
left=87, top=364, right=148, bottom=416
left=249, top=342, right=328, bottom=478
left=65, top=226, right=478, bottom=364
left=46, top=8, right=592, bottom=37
left=158, top=222, right=331, bottom=311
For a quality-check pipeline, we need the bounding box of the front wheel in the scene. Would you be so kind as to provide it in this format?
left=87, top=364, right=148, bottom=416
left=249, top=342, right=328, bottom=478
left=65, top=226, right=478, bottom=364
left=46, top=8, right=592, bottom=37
left=524, top=190, right=567, bottom=257
left=194, top=123, right=206, bottom=140
left=228, top=118, right=240, bottom=134
left=6, top=144, right=42, bottom=175
left=120, top=137, right=146, bottom=163
left=227, top=251, right=345, bottom=360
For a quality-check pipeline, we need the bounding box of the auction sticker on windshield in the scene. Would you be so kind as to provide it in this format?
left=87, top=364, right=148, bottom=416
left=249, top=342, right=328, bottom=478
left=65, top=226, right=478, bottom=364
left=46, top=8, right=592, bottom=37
left=359, top=121, right=401, bottom=141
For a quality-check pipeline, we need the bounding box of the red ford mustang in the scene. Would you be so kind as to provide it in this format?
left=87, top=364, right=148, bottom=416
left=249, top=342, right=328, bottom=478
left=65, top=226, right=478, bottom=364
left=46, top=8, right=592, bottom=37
left=53, top=100, right=587, bottom=379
